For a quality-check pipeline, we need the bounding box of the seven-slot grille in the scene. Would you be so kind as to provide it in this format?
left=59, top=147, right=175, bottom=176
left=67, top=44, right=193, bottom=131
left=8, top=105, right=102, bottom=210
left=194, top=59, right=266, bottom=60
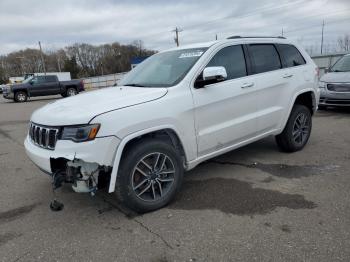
left=327, top=83, right=350, bottom=92
left=29, top=123, right=59, bottom=150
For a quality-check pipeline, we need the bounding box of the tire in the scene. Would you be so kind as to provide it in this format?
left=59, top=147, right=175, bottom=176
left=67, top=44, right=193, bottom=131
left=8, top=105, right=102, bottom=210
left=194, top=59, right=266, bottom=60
left=61, top=93, right=67, bottom=98
left=66, top=87, right=77, bottom=97
left=275, top=104, right=312, bottom=152
left=115, top=138, right=184, bottom=213
left=14, top=91, right=28, bottom=102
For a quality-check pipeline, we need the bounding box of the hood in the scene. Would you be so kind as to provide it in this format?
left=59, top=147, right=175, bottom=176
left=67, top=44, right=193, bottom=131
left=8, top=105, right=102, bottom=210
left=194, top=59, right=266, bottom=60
left=11, top=83, right=28, bottom=88
left=31, top=86, right=167, bottom=126
left=320, top=72, right=350, bottom=83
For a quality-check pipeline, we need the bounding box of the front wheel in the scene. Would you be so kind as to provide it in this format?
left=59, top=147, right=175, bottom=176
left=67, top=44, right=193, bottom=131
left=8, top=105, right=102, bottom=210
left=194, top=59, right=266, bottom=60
left=14, top=91, right=28, bottom=102
left=275, top=104, right=312, bottom=152
left=115, top=139, right=184, bottom=213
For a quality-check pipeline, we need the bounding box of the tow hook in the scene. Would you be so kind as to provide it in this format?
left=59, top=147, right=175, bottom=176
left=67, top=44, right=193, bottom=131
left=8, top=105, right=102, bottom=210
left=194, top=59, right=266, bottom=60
left=48, top=160, right=101, bottom=211
left=50, top=171, right=66, bottom=211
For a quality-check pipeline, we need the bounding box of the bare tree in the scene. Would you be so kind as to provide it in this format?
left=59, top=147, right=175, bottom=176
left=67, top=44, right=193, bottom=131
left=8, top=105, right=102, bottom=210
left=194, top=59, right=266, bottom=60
left=0, top=41, right=156, bottom=79
left=338, top=34, right=350, bottom=52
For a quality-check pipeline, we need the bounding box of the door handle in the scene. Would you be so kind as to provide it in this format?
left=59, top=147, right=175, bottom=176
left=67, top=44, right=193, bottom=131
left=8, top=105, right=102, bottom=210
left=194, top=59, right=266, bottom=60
left=241, top=82, right=255, bottom=88
left=283, top=73, right=293, bottom=78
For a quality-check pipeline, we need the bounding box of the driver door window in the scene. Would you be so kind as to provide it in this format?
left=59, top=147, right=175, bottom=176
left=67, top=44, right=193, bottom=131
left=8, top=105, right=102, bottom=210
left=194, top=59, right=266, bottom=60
left=31, top=76, right=45, bottom=85
left=207, top=45, right=247, bottom=80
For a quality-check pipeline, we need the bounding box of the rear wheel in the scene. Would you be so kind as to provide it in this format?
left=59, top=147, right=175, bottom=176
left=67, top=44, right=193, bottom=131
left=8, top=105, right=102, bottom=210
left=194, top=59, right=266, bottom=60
left=14, top=91, right=28, bottom=102
left=115, top=138, right=184, bottom=213
left=66, top=87, right=77, bottom=97
left=275, top=104, right=312, bottom=152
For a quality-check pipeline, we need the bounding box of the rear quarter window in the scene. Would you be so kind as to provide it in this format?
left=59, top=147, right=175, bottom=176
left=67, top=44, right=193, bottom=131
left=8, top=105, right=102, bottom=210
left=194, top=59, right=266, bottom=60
left=45, top=76, right=57, bottom=82
left=277, top=44, right=306, bottom=68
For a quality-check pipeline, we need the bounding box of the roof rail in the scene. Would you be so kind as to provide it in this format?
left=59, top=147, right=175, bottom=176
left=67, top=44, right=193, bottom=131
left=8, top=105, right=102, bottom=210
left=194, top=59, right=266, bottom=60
left=227, top=35, right=286, bottom=39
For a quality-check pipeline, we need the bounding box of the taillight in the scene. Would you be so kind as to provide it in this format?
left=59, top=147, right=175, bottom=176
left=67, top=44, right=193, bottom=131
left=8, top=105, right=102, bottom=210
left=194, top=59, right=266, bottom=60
left=315, top=67, right=320, bottom=78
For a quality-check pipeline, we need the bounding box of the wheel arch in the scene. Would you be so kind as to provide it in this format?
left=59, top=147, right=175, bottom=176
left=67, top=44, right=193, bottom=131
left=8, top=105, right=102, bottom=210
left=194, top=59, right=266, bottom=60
left=280, top=89, right=316, bottom=128
left=14, top=89, right=28, bottom=95
left=64, top=85, right=78, bottom=92
left=293, top=91, right=316, bottom=115
left=108, top=126, right=187, bottom=193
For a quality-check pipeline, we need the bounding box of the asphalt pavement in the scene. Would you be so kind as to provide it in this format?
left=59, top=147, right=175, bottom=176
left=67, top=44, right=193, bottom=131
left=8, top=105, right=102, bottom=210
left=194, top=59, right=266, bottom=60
left=0, top=95, right=349, bottom=262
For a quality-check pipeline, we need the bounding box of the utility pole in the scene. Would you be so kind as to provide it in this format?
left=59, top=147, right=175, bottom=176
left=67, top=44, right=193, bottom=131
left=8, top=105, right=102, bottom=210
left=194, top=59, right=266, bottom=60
left=16, top=56, right=25, bottom=75
left=57, top=56, right=61, bottom=72
left=38, top=41, right=46, bottom=74
left=320, top=20, right=325, bottom=54
left=173, top=27, right=183, bottom=47
left=215, top=34, right=218, bottom=40
left=281, top=27, right=284, bottom=37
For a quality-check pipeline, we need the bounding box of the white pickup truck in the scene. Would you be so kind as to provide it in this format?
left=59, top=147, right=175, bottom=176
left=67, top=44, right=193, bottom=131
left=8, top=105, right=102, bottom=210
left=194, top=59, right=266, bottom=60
left=24, top=36, right=319, bottom=213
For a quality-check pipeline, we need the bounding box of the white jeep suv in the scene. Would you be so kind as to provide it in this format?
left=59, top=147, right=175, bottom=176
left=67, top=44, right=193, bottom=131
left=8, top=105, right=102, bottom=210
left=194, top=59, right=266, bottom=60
left=25, top=36, right=319, bottom=213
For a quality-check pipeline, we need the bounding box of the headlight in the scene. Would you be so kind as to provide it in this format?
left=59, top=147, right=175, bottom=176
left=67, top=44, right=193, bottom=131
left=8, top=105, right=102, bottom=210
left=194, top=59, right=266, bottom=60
left=319, top=81, right=326, bottom=89
left=61, top=124, right=100, bottom=142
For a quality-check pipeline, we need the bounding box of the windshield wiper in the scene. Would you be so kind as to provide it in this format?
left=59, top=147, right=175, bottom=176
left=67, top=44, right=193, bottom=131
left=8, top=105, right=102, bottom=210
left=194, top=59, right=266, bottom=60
left=124, top=83, right=147, bottom=87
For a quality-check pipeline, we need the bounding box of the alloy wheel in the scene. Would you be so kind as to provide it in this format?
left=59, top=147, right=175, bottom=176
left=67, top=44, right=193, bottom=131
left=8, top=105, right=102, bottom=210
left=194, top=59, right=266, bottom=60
left=292, top=112, right=310, bottom=145
left=17, top=93, right=26, bottom=102
left=131, top=152, right=175, bottom=202
left=67, top=88, right=77, bottom=96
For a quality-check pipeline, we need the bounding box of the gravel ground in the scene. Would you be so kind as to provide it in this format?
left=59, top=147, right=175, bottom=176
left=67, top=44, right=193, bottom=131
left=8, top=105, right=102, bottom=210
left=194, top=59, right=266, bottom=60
left=0, top=95, right=349, bottom=262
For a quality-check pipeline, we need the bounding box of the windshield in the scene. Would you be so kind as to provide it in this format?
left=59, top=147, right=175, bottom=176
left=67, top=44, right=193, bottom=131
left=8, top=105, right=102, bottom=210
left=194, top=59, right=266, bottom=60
left=120, top=48, right=208, bottom=87
left=22, top=76, right=33, bottom=83
left=331, top=55, right=350, bottom=72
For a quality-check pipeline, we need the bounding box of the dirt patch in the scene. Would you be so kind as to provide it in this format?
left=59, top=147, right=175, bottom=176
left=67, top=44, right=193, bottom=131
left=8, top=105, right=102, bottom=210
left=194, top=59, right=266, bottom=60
left=0, top=203, right=39, bottom=224
left=0, top=232, right=22, bottom=247
left=170, top=178, right=316, bottom=215
left=280, top=224, right=292, bottom=233
left=261, top=176, right=275, bottom=183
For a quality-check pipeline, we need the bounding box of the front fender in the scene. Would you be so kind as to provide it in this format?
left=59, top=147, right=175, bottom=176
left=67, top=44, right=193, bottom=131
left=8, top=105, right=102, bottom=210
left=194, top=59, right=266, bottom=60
left=107, top=125, right=186, bottom=193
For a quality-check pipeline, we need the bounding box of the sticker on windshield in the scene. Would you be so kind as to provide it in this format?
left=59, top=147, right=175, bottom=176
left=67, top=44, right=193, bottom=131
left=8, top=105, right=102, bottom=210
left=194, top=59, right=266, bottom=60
left=179, top=51, right=204, bottom=58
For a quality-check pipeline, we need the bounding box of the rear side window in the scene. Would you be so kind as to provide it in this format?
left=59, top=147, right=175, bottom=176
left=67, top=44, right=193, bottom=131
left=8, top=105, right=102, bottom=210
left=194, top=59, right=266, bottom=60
left=207, top=45, right=247, bottom=80
left=277, top=44, right=306, bottom=67
left=248, top=44, right=281, bottom=74
left=45, top=76, right=57, bottom=82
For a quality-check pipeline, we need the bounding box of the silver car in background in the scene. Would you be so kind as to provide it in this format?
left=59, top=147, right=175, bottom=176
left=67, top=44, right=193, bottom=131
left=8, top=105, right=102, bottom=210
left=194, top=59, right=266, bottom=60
left=319, top=54, right=350, bottom=108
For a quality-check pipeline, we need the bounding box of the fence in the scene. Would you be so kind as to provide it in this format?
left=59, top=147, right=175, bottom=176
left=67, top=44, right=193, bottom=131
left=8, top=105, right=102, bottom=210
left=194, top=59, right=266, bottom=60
left=311, top=53, right=347, bottom=77
left=82, top=72, right=127, bottom=89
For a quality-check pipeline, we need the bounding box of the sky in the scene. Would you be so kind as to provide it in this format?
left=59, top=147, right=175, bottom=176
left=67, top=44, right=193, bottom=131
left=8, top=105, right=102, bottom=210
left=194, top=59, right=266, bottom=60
left=0, top=0, right=349, bottom=55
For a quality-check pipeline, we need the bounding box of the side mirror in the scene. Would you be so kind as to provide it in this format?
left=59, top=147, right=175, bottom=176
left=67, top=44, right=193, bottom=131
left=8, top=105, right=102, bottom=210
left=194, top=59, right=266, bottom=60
left=203, top=66, right=227, bottom=81
left=195, top=66, right=227, bottom=88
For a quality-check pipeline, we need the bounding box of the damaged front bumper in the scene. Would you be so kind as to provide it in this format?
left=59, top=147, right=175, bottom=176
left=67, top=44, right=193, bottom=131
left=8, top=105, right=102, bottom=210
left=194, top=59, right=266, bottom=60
left=24, top=135, right=120, bottom=193
left=24, top=135, right=120, bottom=174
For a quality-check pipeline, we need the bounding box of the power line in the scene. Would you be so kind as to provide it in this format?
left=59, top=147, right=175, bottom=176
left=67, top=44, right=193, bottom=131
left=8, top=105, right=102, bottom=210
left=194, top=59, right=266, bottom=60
left=182, top=0, right=306, bottom=31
